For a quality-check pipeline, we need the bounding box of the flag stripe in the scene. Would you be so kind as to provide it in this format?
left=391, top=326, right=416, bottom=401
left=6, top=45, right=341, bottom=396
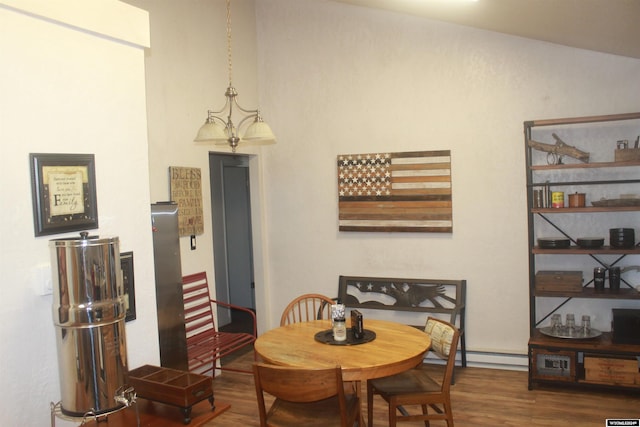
left=340, top=211, right=452, bottom=221
left=392, top=168, right=451, bottom=177
left=339, top=194, right=451, bottom=202
left=390, top=188, right=452, bottom=196
left=339, top=219, right=453, bottom=233
left=391, top=156, right=450, bottom=165
left=340, top=202, right=452, bottom=220
left=339, top=200, right=451, bottom=208
left=391, top=150, right=450, bottom=158
left=339, top=219, right=453, bottom=227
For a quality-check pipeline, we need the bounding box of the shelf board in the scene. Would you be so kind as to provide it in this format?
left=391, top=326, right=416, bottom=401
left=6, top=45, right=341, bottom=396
left=529, top=330, right=640, bottom=353
left=532, top=206, right=640, bottom=213
left=535, top=287, right=640, bottom=299
left=526, top=112, right=640, bottom=128
left=531, top=160, right=640, bottom=171
left=533, top=246, right=640, bottom=254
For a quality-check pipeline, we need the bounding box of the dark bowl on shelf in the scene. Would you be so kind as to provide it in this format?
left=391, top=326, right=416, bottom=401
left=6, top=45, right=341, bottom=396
left=609, top=228, right=635, bottom=248
left=576, top=237, right=604, bottom=249
left=538, top=237, right=571, bottom=249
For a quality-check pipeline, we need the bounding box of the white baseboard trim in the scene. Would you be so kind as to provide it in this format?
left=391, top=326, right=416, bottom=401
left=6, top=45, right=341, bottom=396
left=425, top=350, right=529, bottom=371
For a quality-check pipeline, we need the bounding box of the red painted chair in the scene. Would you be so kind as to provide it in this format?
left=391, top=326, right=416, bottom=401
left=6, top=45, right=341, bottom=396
left=182, top=272, right=256, bottom=375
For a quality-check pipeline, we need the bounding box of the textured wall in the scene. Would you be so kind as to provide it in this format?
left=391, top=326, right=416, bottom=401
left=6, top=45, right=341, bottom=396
left=254, top=0, right=640, bottom=356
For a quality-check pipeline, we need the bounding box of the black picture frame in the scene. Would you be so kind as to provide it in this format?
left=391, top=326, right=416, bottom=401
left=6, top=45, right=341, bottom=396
left=30, top=153, right=98, bottom=237
left=120, top=251, right=137, bottom=322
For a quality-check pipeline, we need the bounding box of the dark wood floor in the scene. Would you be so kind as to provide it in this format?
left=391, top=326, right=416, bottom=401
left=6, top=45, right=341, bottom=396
left=206, top=347, right=639, bottom=426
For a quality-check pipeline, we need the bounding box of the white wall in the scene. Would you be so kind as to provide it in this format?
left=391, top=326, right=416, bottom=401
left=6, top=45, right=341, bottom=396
left=0, top=1, right=154, bottom=425
left=125, top=0, right=273, bottom=332
left=254, top=0, right=640, bottom=358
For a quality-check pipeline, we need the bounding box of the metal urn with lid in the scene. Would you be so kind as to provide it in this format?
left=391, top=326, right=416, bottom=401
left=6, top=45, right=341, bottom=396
left=50, top=232, right=129, bottom=416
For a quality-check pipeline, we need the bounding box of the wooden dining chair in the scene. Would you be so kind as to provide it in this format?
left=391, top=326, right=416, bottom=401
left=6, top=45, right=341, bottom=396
left=253, top=362, right=361, bottom=427
left=280, top=293, right=335, bottom=326
left=367, top=317, right=460, bottom=427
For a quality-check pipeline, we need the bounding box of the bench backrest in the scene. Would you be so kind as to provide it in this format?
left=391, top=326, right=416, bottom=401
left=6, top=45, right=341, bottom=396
left=337, top=275, right=466, bottom=329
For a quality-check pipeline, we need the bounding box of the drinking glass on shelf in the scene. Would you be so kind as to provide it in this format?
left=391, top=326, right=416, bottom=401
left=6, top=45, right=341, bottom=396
left=565, top=314, right=575, bottom=331
left=550, top=314, right=562, bottom=333
left=581, top=315, right=591, bottom=335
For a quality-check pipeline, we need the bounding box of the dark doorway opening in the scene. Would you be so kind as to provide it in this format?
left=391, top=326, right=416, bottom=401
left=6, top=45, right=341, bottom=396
left=209, top=153, right=255, bottom=335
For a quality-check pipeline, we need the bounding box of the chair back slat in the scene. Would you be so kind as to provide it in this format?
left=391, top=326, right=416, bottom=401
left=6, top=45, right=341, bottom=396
left=425, top=317, right=456, bottom=357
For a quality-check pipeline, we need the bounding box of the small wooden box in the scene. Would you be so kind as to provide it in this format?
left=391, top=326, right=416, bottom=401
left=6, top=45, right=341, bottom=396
left=584, top=356, right=639, bottom=373
left=535, top=271, right=583, bottom=293
left=585, top=370, right=640, bottom=385
left=584, top=356, right=640, bottom=385
left=615, top=148, right=640, bottom=162
left=128, top=364, right=213, bottom=422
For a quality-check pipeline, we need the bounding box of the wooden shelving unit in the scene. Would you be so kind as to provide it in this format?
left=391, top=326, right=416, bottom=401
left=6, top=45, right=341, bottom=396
left=524, top=112, right=640, bottom=391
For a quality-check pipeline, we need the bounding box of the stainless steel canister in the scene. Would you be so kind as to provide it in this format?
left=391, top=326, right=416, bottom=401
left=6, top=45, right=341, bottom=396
left=50, top=232, right=128, bottom=416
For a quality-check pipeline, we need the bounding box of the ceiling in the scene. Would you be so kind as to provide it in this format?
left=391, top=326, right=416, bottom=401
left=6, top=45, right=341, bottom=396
left=332, top=0, right=640, bottom=60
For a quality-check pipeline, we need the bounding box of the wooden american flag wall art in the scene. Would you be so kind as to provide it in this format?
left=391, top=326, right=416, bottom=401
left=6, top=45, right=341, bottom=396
left=337, top=150, right=453, bottom=232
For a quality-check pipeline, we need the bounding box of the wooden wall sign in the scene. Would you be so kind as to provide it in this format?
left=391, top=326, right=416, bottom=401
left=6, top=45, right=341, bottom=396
left=337, top=150, right=453, bottom=232
left=169, top=166, right=204, bottom=237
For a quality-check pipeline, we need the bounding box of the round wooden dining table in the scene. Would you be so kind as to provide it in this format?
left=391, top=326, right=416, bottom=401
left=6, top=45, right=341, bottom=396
left=254, top=319, right=430, bottom=383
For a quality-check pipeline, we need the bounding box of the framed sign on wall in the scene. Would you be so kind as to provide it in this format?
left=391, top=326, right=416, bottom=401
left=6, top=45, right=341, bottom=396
left=29, top=153, right=98, bottom=237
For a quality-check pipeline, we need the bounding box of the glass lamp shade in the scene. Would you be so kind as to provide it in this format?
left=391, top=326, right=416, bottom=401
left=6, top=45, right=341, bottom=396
left=194, top=120, right=227, bottom=142
left=242, top=119, right=276, bottom=143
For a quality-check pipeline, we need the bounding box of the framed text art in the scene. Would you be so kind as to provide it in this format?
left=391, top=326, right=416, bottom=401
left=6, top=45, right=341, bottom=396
left=30, top=153, right=98, bottom=237
left=169, top=166, right=204, bottom=237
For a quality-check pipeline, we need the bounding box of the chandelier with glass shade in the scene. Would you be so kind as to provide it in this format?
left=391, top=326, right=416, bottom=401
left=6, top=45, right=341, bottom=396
left=194, top=0, right=276, bottom=152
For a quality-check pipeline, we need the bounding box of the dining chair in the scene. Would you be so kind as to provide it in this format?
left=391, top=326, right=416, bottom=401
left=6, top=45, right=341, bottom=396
left=367, top=316, right=460, bottom=427
left=253, top=362, right=361, bottom=427
left=280, top=293, right=335, bottom=326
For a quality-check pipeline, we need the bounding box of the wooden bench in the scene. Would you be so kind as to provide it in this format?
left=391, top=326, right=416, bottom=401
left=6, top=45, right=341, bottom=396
left=338, top=275, right=467, bottom=368
left=182, top=272, right=257, bottom=375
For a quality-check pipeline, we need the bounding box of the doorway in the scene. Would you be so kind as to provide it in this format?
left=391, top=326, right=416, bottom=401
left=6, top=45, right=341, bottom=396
left=209, top=153, right=255, bottom=330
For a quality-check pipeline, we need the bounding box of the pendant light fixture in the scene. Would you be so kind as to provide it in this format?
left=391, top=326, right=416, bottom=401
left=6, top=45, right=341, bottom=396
left=194, top=0, right=276, bottom=152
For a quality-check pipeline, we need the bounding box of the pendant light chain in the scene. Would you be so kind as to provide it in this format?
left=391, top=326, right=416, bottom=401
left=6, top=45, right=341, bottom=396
left=226, top=0, right=233, bottom=86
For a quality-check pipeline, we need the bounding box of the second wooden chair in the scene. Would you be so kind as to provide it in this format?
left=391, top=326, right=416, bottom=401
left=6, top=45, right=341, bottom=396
left=367, top=316, right=460, bottom=427
left=280, top=293, right=335, bottom=326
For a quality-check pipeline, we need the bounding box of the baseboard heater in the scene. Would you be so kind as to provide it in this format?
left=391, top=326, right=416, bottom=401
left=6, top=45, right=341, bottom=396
left=425, top=350, right=528, bottom=371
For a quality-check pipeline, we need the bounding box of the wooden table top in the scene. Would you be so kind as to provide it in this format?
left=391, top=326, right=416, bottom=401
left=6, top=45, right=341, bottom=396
left=254, top=319, right=430, bottom=382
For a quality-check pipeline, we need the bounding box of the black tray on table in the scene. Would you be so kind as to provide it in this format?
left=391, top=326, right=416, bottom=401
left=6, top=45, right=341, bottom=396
left=314, top=329, right=376, bottom=345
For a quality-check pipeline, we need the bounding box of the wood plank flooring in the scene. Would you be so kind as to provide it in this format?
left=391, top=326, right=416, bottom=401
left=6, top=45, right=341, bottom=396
left=206, top=348, right=639, bottom=426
